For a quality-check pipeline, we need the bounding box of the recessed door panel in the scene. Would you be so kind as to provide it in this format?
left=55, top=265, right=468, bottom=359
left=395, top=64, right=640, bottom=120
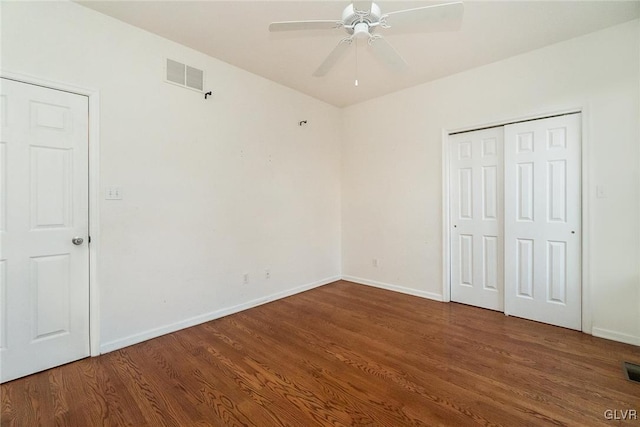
left=458, top=140, right=472, bottom=160
left=459, top=168, right=473, bottom=220
left=517, top=132, right=534, bottom=153
left=482, top=236, right=498, bottom=290
left=547, top=241, right=567, bottom=304
left=482, top=166, right=497, bottom=220
left=547, top=127, right=567, bottom=150
left=482, top=138, right=497, bottom=158
left=516, top=239, right=534, bottom=298
left=459, top=235, right=473, bottom=286
left=31, top=101, right=70, bottom=131
left=517, top=162, right=534, bottom=221
left=547, top=160, right=567, bottom=223
left=31, top=255, right=71, bottom=340
left=31, top=147, right=72, bottom=229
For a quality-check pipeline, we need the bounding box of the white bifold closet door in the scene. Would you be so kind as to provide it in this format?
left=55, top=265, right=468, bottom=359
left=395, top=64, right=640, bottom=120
left=449, top=128, right=504, bottom=311
left=503, top=114, right=581, bottom=330
left=449, top=113, right=581, bottom=330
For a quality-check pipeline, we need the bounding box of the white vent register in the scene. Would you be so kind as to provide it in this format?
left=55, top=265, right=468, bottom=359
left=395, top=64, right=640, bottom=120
left=165, top=58, right=204, bottom=92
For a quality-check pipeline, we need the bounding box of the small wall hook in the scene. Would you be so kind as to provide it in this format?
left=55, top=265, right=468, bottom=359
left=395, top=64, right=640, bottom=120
left=299, top=120, right=307, bottom=126
left=204, top=91, right=212, bottom=100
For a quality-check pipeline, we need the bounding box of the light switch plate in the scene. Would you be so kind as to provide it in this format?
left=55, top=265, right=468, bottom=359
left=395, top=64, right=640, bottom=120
left=105, top=186, right=123, bottom=200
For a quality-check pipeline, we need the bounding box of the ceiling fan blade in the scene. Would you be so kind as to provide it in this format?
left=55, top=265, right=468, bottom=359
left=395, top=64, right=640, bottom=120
left=353, top=1, right=373, bottom=14
left=269, top=20, right=342, bottom=32
left=368, top=36, right=408, bottom=72
left=384, top=1, right=464, bottom=32
left=313, top=37, right=353, bottom=77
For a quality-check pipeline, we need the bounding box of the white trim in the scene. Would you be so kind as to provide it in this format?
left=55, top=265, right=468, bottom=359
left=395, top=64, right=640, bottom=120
left=100, top=276, right=340, bottom=354
left=88, top=92, right=101, bottom=356
left=592, top=327, right=640, bottom=346
left=441, top=129, right=451, bottom=302
left=1, top=70, right=102, bottom=356
left=580, top=106, right=592, bottom=334
left=342, top=276, right=444, bottom=302
left=441, top=107, right=590, bottom=332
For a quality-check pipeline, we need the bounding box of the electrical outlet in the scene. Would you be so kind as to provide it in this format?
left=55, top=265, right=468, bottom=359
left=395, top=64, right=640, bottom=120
left=243, top=273, right=249, bottom=285
left=265, top=269, right=271, bottom=279
left=372, top=258, right=378, bottom=267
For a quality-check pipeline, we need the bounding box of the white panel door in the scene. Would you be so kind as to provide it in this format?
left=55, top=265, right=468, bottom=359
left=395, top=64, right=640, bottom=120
left=504, top=114, right=581, bottom=330
left=0, top=78, right=90, bottom=382
left=449, top=128, right=504, bottom=311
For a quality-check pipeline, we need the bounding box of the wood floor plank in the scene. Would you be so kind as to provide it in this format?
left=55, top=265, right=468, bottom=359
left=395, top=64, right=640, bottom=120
left=2, top=280, right=639, bottom=426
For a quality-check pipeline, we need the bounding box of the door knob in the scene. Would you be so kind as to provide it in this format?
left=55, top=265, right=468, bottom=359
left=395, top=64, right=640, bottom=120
left=72, top=237, right=84, bottom=245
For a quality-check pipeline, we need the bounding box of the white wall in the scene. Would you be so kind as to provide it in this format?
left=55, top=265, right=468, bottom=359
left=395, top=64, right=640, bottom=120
left=342, top=20, right=640, bottom=345
left=1, top=1, right=342, bottom=351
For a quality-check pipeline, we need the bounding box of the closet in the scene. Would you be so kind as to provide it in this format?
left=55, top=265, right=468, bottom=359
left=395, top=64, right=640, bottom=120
left=449, top=113, right=582, bottom=330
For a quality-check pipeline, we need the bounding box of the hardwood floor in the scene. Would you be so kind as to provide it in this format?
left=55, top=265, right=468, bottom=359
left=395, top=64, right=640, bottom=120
left=2, top=280, right=639, bottom=426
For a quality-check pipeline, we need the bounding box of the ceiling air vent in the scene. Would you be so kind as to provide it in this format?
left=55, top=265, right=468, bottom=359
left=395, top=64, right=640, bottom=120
left=165, top=58, right=204, bottom=92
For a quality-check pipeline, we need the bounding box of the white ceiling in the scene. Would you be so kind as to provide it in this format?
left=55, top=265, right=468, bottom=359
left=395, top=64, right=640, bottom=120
left=77, top=0, right=640, bottom=107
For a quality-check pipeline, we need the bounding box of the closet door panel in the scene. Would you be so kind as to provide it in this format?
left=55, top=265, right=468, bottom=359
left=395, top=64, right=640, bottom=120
left=504, top=114, right=581, bottom=330
left=449, top=128, right=504, bottom=311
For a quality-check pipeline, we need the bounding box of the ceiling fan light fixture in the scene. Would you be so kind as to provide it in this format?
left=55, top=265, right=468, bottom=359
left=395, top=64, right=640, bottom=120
left=353, top=22, right=370, bottom=39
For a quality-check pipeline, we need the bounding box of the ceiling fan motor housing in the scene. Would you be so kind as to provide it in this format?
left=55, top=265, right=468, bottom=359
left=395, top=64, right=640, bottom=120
left=342, top=2, right=382, bottom=36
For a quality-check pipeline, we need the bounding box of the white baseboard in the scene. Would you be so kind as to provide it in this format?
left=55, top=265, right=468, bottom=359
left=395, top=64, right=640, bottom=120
left=591, top=327, right=640, bottom=346
left=99, top=275, right=340, bottom=354
left=341, top=275, right=444, bottom=302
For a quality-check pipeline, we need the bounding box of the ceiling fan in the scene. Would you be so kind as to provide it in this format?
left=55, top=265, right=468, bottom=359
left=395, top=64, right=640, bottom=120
left=269, top=1, right=464, bottom=77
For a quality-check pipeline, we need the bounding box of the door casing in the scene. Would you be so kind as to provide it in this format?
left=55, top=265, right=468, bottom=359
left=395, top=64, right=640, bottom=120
left=441, top=107, right=591, bottom=334
left=1, top=70, right=102, bottom=356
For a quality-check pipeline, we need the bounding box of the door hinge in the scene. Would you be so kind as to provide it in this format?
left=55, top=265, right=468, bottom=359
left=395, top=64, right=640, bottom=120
left=88, top=236, right=92, bottom=244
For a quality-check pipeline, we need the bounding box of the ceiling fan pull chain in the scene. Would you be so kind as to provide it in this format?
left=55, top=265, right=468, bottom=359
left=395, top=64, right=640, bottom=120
left=355, top=38, right=359, bottom=87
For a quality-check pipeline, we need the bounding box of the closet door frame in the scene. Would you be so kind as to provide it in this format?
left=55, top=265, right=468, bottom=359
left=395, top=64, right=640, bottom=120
left=441, top=107, right=592, bottom=334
